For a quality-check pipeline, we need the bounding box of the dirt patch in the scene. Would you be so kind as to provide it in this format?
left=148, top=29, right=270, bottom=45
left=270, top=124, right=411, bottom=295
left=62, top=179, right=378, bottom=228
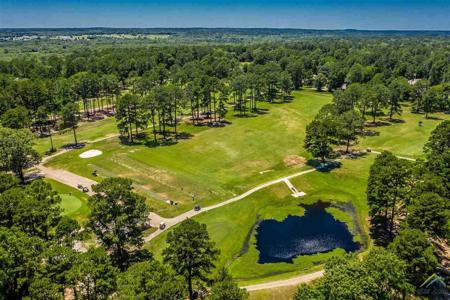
left=283, top=155, right=306, bottom=167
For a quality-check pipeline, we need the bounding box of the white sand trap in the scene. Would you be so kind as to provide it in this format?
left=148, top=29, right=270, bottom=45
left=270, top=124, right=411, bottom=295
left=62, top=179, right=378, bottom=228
left=79, top=149, right=102, bottom=158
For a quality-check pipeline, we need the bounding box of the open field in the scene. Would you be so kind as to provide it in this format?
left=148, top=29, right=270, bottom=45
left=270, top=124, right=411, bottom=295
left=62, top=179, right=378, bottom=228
left=38, top=89, right=449, bottom=286
left=146, top=155, right=374, bottom=285
left=45, top=90, right=332, bottom=217
left=34, top=117, right=117, bottom=155
left=357, top=103, right=450, bottom=158
left=42, top=90, right=448, bottom=219
left=248, top=286, right=298, bottom=300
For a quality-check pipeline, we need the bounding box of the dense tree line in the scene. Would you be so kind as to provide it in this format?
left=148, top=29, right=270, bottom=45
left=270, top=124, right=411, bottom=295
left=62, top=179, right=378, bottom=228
left=368, top=121, right=449, bottom=242
left=0, top=175, right=246, bottom=299
left=294, top=248, right=414, bottom=299
left=365, top=121, right=449, bottom=293
left=1, top=38, right=449, bottom=148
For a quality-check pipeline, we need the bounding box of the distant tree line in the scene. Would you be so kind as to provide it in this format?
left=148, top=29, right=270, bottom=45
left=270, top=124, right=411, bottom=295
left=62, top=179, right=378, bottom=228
left=1, top=38, right=449, bottom=148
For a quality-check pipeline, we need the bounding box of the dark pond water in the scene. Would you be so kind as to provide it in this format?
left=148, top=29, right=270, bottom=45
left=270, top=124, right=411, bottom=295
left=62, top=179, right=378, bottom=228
left=255, top=202, right=360, bottom=263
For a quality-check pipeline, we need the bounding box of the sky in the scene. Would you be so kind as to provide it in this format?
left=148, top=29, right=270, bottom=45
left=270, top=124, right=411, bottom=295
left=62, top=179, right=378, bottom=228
left=1, top=0, right=450, bottom=30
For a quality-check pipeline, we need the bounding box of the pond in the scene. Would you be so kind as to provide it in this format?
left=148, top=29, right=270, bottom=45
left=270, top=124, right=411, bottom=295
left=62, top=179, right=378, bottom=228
left=255, top=201, right=360, bottom=263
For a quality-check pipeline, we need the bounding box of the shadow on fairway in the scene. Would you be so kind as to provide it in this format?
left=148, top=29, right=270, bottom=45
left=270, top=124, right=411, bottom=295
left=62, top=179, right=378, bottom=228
left=425, top=115, right=444, bottom=120
left=306, top=159, right=342, bottom=173
left=362, top=129, right=380, bottom=137
left=365, top=120, right=391, bottom=128
left=386, top=118, right=405, bottom=124
left=119, top=130, right=196, bottom=148
left=62, top=142, right=86, bottom=150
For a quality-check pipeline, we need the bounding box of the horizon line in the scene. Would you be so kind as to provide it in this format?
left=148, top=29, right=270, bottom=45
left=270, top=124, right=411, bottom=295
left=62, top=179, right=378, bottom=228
left=1, top=27, right=450, bottom=32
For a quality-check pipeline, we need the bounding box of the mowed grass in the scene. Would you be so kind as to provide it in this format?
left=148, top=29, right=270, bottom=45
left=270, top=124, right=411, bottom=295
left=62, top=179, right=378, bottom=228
left=44, top=92, right=448, bottom=219
left=46, top=90, right=332, bottom=217
left=248, top=286, right=298, bottom=300
left=358, top=103, right=450, bottom=158
left=146, top=156, right=375, bottom=285
left=40, top=91, right=448, bottom=285
left=44, top=178, right=90, bottom=225
left=34, top=117, right=117, bottom=155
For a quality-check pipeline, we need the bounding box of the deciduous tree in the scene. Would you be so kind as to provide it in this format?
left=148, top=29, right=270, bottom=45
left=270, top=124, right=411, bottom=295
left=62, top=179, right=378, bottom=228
left=0, top=127, right=40, bottom=182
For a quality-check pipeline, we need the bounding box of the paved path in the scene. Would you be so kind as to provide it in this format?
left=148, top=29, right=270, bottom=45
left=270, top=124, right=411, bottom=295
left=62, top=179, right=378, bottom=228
left=144, top=168, right=317, bottom=242
left=242, top=270, right=324, bottom=291
left=369, top=150, right=416, bottom=161
left=37, top=165, right=97, bottom=195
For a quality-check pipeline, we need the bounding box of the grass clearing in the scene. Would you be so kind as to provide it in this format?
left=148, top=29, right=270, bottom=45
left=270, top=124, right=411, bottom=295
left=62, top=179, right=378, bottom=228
left=44, top=178, right=90, bottom=225
left=46, top=90, right=331, bottom=217
left=248, top=285, right=298, bottom=300
left=357, top=104, right=449, bottom=158
left=34, top=117, right=117, bottom=155
left=146, top=155, right=375, bottom=284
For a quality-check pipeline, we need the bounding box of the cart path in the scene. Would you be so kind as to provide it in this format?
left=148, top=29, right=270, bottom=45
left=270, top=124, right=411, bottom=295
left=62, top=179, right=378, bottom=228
left=369, top=150, right=416, bottom=161
left=144, top=168, right=317, bottom=242
left=242, top=270, right=325, bottom=291
left=37, top=165, right=97, bottom=196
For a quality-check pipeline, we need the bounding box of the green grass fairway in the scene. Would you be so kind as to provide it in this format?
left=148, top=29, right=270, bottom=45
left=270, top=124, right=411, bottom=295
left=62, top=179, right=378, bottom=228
left=44, top=91, right=448, bottom=219
left=44, top=178, right=90, bottom=224
left=60, top=194, right=82, bottom=214
left=358, top=104, right=449, bottom=158
left=248, top=286, right=298, bottom=300
left=146, top=156, right=374, bottom=285
left=46, top=90, right=332, bottom=217
left=34, top=117, right=117, bottom=155
left=41, top=90, right=449, bottom=284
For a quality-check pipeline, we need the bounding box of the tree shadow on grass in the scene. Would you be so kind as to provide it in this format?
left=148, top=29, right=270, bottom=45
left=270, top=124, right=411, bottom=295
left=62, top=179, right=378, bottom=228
left=425, top=116, right=444, bottom=121
left=387, top=118, right=405, bottom=124
left=306, top=159, right=342, bottom=173
left=254, top=108, right=269, bottom=115
left=233, top=107, right=269, bottom=118
left=119, top=131, right=194, bottom=148
left=365, top=121, right=392, bottom=128
left=281, top=95, right=294, bottom=103
left=61, top=142, right=86, bottom=150
left=362, top=129, right=380, bottom=137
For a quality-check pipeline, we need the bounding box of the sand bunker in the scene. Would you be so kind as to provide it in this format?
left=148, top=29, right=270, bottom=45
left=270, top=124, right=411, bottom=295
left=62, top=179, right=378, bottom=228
left=79, top=149, right=103, bottom=158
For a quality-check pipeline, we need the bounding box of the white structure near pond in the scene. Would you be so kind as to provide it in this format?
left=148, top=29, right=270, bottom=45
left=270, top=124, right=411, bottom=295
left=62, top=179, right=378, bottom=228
left=283, top=178, right=306, bottom=198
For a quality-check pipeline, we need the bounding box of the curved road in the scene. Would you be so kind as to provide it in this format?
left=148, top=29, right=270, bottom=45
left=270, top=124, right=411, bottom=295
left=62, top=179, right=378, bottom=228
left=242, top=270, right=324, bottom=291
